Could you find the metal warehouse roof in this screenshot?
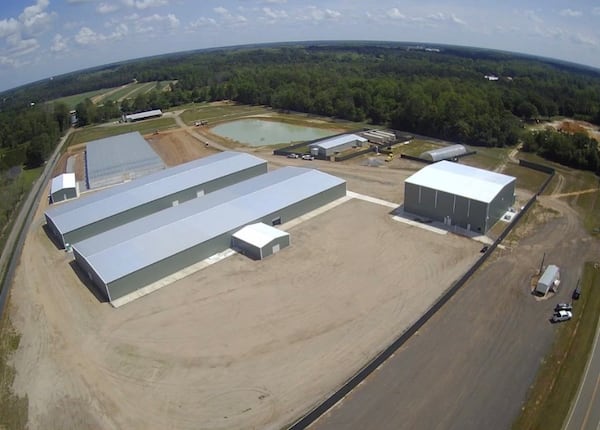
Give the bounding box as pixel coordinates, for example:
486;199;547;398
539;265;559;286
86;131;165;188
310;134;368;150
125;109;163;121
405;160;515;203
233;223;289;248
420;144;468;162
46;151;266;236
50;173;76;193
73;167;345;284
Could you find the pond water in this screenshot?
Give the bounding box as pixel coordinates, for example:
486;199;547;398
210;119;335;147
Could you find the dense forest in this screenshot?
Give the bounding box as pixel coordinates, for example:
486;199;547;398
1;42;600;173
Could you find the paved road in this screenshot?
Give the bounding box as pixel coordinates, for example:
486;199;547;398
311;197;599;430
564;311;600;430
0;128;73;315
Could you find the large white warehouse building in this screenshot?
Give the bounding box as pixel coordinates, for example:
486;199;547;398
73;167;346;304
85;132;165;189
45;151;267;247
404;161;516;234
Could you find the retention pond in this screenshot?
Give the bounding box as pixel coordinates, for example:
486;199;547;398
210;119;336;147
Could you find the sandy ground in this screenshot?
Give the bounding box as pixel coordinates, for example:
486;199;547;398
314;191;600;430
146;131;219;166
8;130;485;429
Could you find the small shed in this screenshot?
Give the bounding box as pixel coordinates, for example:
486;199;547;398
535;264;560;296
232;223;290;260
50;173;78;203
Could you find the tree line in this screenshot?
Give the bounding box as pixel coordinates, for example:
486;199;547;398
1;42;600;173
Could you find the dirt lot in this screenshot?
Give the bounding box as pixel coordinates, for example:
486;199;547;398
146;130;219;166
9;140;483;429
313;186;600;430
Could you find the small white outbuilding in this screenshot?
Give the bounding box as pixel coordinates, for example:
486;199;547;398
232;223;290;260
535;264;560;296
50;173;78;203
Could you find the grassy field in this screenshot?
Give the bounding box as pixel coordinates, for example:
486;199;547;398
180;103;272;125
52;88;117;110
0;166;44;254
396;139;444;157
67;117;177;146
513;262;600;430
0;311;28;430
101;81;174;103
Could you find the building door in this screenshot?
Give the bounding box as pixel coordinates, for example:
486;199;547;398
272;244;280;254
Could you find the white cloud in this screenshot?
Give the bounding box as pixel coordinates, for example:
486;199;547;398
75;26;105;45
570;33;598;47
7;35;40;56
188;17;218;29
560;9;582;17
19;0;55;34
299;6;342;21
262;7;288;22
592;7;600;16
98;3;120;14
122;0;168;10
50;34;68;52
386;8;406;20
0;18;20;38
213;7;247;25
523;10;543;24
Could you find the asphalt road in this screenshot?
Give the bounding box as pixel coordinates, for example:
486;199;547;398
564;312;600;430
311;197;599;430
0;128;72;315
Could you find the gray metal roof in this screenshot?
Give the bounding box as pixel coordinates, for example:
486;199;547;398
405;160;515;203
125;109;163;121
310;134;368;150
50;173;76;194
46;151;267;236
420;144;468;162
86;131;165;189
538;264;559;286
73;167;346;284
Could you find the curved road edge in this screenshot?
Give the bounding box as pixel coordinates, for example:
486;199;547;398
0;128;73;317
563;308;600;430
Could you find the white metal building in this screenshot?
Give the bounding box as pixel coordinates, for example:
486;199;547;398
535;265;560;296
124;109;163;122
404;161;516;233
45;151;267;247
85;131;165;189
232;223;290;260
420;144;469;162
72;166;346;304
309;134;368;158
50;173;78;203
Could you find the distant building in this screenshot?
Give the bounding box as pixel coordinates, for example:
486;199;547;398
50;173;78;203
404;160;516;233
85;131;165;189
309;134;368;158
420;144;468;162
124;109;163;122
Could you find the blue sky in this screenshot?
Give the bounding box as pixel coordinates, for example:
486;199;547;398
0;0;599;92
